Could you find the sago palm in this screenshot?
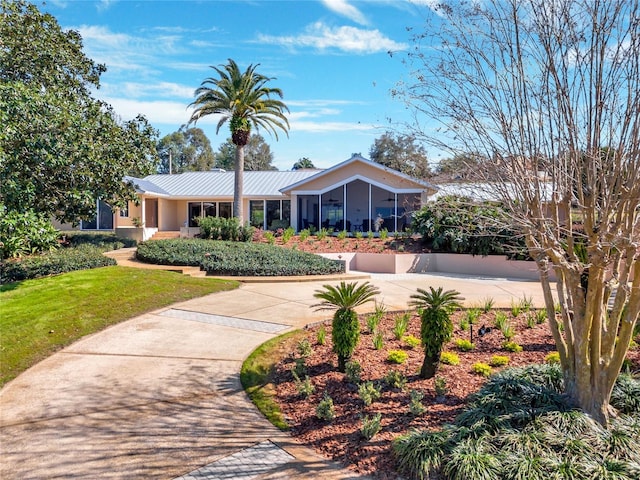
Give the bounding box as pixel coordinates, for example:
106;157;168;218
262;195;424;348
410;286;462;379
188;58;289;222
313;281;380;372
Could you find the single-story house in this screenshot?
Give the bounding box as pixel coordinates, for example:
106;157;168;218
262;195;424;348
59;154;437;241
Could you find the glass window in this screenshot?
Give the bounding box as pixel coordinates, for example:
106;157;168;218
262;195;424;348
297;195;318;231
282;200;291;225
321;186;343;230
219;202;232;218
203;202;216;218
250;200;264;228
266;200;282;230
188;202;202;227
119;204;129;217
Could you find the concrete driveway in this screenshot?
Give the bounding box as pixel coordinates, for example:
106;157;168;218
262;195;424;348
0;270;550;479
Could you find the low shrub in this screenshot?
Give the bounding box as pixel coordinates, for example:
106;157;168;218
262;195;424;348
434;376;448;397
296;339;313;358
408;389;426;416
63;231;137;251
292;372;315;398
137;239;345;276
316;393;335;421
545;351;561;364
489;355;509;367
373;331;384;350
317;325;327;345
1;246;116;283
472;362;493;377
358;381;382;406
503;341;523;353
393;312;411;340
385;370;408;390
402;335;421;349
361;413;382;440
455;338;475;351
440;351;460;365
387;350;408;364
344;360;362;384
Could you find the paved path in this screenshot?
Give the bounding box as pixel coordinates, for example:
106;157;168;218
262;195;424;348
0;253;552;479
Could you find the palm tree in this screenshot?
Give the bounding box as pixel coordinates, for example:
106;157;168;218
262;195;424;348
313;281;380;372
188;58;289;222
409;286;462;379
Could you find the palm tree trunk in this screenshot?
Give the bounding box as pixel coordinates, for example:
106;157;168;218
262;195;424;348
234;144;244;222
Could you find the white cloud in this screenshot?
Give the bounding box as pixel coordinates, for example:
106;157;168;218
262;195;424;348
101;81;195;100
102;97;197;125
96;0;115;13
257;22;406;54
321;0;369;25
291;120;376;133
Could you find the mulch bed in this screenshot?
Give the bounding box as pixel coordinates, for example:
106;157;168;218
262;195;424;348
271;309;640;478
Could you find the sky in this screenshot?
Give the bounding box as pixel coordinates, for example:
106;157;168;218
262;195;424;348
40;0;442;171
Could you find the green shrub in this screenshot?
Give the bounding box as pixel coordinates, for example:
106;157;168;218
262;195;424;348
64;231;136;250
344;360;362;384
393;312;411;340
411;195;528;257
511;299;522;317
459;317;469;331
360;413;382;440
379;228;389;240
402;335;421;349
494;311;508;330
373;331;384;350
526;314;536;329
263;230;276;244
292;358;307;378
408;389;426;416
434;376;448;397
536;309;547;324
298;229;310;241
481;296;495;313
385;370;408;390
281;226;295;244
387;350;408;364
292;372;315;398
366;300;386;333
0;209;60;259
440;351;461;365
610;373;640;415
503;341;523;353
197;216;253;242
545;351;561;364
317;325;326;345
489;355;509;367
455;338;475;351
394;429;450;479
136;240;345;276
1;245;116;283
466;308;481;325
296;338;312;358
472;362;493;377
358;381;382;406
316;393;335;421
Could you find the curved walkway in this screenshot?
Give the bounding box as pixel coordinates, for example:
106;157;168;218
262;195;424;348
0;252;552;479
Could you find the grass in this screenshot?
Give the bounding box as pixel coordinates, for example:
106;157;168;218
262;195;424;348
240;330;306;431
0;266;239;386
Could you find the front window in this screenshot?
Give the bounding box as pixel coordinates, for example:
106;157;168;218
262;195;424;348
119;204;129;217
250;200;264;228
219;202;232;218
81;199;114;230
203;202;216;218
188;202;202;227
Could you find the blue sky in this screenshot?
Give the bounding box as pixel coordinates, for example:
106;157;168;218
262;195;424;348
42;0;441;170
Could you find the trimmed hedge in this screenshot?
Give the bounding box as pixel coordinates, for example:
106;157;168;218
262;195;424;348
62;231;137;251
136;239;345;276
1;246;116;283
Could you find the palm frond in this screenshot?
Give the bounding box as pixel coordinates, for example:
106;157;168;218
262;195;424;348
312;281;379;311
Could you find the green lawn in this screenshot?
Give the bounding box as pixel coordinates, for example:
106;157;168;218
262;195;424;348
0;266;239;386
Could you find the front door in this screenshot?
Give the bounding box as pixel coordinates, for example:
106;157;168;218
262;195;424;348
145;199;158;228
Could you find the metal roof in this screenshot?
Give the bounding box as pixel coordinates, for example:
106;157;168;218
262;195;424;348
430;182;555;203
124;176;171;196
142;170;319;198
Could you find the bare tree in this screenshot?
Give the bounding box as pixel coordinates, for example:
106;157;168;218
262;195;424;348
396;0;639;426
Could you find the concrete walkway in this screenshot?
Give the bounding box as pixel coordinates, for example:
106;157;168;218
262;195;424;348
0;253;551;479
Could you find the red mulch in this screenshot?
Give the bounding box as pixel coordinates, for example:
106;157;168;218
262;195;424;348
271;310;640;479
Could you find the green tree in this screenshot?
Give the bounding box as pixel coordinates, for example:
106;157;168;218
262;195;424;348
409;287;462;379
157;127;215;174
369;132;431;178
215;134;277;171
0;1;158;224
189;59;289;221
313;281;380;372
292;157;315;170
398;0;640;425
435;153;483;181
